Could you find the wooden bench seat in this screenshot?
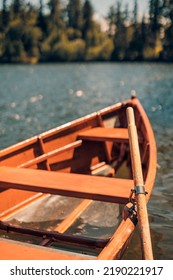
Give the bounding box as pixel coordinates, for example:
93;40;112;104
0;238;91;260
78;127;129;142
78;127;142;143
0;166;133;204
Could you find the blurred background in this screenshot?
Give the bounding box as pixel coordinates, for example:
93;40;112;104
0;0;173;63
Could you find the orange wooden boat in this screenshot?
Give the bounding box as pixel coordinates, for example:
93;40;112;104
0;96;157;260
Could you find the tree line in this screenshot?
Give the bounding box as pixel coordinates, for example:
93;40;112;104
0;0;173;63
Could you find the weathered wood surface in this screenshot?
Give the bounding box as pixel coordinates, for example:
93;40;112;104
126;107;153;260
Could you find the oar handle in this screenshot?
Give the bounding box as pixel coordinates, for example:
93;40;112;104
126;107;153;260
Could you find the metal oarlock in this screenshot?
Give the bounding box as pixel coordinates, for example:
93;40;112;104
135;185;148;195
130;186;148;199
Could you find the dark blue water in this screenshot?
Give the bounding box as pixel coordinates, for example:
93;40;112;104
0;63;173;259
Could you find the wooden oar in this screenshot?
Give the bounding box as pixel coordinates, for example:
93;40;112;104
126;107;153;260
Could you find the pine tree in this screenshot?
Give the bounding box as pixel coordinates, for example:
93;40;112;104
162;0;173;60
48;0;64;29
111;1;128;60
141;14;147;44
127;0;145;60
107;5;116;36
133;0;138;28
124;3;129;23
1;0;8;29
149;0;162;34
67;0;82;30
37;0;47;35
12;0;23;16
82;0;93;39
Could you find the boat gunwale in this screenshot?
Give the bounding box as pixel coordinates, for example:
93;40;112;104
0;101;123;157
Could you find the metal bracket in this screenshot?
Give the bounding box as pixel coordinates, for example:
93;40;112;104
135;185;148;195
129;186;148;206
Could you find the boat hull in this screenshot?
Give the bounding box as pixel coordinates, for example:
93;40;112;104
0;97;157;259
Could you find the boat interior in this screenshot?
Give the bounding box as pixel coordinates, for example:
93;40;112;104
0;98;153;259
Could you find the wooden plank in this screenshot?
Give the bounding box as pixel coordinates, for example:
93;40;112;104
78;127;129;142
38;136;50;170
0;238;91;260
54;163;115;234
0;190;47;220
97;214;136;260
18;140;83;168
55;199;92;233
0;166;133;204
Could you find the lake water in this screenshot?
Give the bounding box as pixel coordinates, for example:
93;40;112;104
0;62;173;260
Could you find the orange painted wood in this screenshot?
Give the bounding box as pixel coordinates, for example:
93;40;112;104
0;239;90;260
78;127;129;142
0;166;133;204
97;98;157;260
0;97;157;260
0;189;38;217
97;214;136;260
0;137;38;158
0;193;49;221
18;140;83;168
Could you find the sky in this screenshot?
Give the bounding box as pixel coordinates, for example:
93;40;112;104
20;1;149;17
91;0;148;17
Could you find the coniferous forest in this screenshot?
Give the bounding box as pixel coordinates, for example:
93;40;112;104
0;0;173;63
